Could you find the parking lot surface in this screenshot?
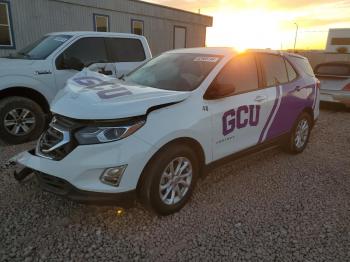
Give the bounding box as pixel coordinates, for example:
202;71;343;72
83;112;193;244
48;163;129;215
0;107;349;261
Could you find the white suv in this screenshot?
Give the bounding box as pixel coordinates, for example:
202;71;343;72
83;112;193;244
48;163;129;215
15;48;319;215
0;32;151;144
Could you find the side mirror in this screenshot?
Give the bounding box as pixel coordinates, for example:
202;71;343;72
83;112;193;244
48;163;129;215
63;56;84;71
204;82;236;99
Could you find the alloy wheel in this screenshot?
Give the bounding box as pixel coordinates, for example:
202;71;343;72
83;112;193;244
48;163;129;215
159;157;193;205
294;118;309;149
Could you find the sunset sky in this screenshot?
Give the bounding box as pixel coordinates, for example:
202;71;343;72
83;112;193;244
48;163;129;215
148;0;350;51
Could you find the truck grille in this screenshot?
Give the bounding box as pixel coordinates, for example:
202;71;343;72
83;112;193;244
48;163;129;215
36;116;77;160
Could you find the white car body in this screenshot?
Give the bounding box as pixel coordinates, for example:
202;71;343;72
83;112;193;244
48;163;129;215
14;48;320;211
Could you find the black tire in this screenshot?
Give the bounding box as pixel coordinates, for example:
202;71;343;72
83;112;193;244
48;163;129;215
0;97;46;145
138;143;200;216
284;112;312;154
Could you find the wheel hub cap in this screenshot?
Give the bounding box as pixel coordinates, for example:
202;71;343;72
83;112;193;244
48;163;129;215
294;119;309;149
159;157;193;205
4;108;36;136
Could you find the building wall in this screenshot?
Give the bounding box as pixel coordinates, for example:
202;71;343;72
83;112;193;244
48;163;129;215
0;0;212;57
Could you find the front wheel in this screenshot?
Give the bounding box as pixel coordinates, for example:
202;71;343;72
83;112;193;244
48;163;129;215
284;112;312;154
138;144;199;216
0;97;46;145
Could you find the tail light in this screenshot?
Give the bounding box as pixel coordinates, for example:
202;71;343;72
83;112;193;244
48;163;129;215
343;83;350;91
316;79;321;89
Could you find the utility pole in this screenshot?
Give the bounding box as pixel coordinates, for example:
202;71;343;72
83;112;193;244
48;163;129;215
294;22;299;52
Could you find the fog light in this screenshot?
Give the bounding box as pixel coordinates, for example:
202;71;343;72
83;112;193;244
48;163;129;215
100;165;127;187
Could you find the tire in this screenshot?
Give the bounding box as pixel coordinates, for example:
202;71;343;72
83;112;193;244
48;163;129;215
0;97;46;145
284;112;312;154
138;143;200;216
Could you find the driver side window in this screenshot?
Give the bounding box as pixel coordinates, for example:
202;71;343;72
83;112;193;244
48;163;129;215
212;54;259;97
56;37;108;70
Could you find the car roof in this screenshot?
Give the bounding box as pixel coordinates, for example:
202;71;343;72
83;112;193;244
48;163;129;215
46;31;145;39
166;47;307;59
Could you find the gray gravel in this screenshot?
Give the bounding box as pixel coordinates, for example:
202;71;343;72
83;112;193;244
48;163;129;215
1;107;349;261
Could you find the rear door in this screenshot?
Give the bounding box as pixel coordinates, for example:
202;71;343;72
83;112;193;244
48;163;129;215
205;53;277;161
105;37;147;77
257;53;313;141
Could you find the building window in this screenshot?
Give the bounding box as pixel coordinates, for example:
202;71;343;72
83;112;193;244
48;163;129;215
331;38;350;45
94;14;109;32
131;19;144;36
0;1;15;48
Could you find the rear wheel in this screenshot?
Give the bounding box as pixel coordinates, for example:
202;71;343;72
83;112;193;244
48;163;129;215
138;144;199;215
0;97;46;145
284;112;312;154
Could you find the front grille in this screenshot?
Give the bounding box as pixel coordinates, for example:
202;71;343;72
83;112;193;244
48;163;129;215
36;116;77;160
39;126;64;151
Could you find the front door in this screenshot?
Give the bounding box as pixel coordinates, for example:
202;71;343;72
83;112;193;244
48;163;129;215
204;53;277;161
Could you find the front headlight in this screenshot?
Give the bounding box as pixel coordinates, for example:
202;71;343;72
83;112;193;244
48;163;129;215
75;120;145;145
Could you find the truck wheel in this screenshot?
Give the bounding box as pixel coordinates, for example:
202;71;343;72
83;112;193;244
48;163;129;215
138;143;199;216
0;97;46;145
284;112;312;154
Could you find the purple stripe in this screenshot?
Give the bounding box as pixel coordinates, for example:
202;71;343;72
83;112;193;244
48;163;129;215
258;86;280;143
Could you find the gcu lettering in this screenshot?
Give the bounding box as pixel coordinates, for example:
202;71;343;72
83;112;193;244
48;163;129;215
222;105;260;136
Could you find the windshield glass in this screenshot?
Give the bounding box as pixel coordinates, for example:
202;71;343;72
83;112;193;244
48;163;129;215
125;53;222;91
6;35;72;60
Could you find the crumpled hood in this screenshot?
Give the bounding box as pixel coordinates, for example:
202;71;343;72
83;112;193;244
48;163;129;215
51;69;190;120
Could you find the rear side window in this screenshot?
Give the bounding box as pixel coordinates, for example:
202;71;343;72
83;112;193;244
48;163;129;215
288;56;315;77
214;54;259;94
63;37;108;66
106;38;146;62
315;64;350;76
285;59;298;82
258;54;288;87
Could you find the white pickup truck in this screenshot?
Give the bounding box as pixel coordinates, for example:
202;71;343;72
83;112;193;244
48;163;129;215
0;32;152;144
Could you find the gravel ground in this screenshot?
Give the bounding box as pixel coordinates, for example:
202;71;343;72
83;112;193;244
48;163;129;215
0;107;349;261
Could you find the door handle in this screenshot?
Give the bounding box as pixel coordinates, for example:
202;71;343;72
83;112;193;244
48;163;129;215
255;95;267;102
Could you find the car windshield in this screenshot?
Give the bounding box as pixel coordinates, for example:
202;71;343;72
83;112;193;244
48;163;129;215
6;35;72;60
125;53;222;91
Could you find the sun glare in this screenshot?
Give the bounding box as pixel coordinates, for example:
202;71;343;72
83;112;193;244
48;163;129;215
206;9;293;51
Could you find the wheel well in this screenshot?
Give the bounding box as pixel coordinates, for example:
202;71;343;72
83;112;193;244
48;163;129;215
302;107;314;126
136;137;206;192
0;87;50;113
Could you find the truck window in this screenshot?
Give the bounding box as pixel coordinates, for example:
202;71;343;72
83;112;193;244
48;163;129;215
61;37;108;67
106;38;146;62
214;54;259;94
258;54;289;87
7;35;72;60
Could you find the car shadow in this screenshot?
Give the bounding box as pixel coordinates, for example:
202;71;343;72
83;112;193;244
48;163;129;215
320;102;350;112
